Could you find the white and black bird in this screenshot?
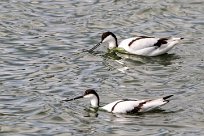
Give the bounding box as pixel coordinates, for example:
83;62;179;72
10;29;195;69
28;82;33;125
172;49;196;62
63;89;173;114
89;32;183;56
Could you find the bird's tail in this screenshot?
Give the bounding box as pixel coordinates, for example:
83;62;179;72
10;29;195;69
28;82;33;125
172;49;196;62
163;95;174;102
139;96;173;112
171;37;184;41
170;37;184;42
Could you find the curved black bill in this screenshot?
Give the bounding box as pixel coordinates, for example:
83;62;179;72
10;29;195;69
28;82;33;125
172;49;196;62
63;95;83;102
88;42;102;53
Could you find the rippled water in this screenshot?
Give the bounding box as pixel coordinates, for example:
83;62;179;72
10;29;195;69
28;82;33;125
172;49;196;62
0;0;204;135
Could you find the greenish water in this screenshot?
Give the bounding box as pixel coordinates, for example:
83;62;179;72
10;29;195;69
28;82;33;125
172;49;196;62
0;0;204;135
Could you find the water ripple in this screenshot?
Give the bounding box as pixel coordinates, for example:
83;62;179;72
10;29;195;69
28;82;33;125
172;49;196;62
0;0;204;135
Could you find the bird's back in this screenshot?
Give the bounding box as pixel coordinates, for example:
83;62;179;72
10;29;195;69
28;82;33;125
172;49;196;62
100;96;172;114
118;36;183;56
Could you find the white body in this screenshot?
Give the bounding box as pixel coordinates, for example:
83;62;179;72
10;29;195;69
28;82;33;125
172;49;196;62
118;37;182;56
66;89;173;114
98;33;183;57
100;98;169;114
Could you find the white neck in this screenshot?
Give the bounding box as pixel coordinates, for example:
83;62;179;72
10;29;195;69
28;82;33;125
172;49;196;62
84;94;99;108
108;40;117;49
90;95;99;108
102;35;118;49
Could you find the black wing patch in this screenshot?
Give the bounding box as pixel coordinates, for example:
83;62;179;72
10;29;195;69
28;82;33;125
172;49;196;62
122;98;138;101
111;99;138;112
128;36;154;47
154;38;168;47
126;100;152;114
128;37;143;46
111;100;123;112
139;36;155;38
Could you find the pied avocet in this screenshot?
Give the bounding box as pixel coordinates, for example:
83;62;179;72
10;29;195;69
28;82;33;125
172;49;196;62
89;32;183;56
63;89;173;114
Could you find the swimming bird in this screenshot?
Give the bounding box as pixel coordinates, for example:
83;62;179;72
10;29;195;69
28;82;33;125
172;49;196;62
63;89;173;114
89;32;183;56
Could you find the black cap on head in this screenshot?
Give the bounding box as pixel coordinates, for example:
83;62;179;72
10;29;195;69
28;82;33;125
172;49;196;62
84;89;97;95
102;32;113;40
84;89;100;105
101;32;116;41
88;31;117;53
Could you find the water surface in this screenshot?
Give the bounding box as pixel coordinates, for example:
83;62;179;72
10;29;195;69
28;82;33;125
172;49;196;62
0;0;204;135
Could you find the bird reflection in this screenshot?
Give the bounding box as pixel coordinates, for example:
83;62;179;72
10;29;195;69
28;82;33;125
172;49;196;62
83;107;99;117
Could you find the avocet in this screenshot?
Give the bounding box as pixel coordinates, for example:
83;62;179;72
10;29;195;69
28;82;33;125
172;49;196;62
89;32;183;56
63;89;173;114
